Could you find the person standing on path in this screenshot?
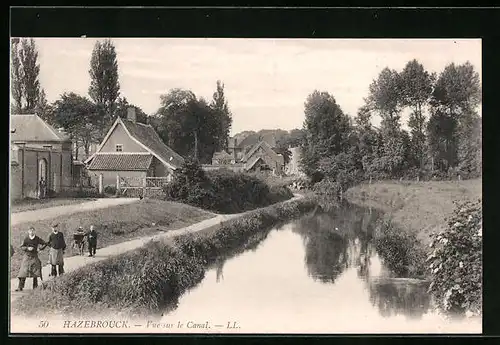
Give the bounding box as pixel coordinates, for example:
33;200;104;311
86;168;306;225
87;225;98;257
16;227;47;291
47;224;66;276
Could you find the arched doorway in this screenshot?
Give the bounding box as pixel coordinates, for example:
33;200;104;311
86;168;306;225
38;158;47;198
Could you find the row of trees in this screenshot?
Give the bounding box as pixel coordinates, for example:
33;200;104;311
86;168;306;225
300;59;482;193
10;38;233;164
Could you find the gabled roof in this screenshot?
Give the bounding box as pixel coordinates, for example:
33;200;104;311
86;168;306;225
10;114;70;142
86;117;184;170
88;154;153;171
212;151;233;160
241;140;282;165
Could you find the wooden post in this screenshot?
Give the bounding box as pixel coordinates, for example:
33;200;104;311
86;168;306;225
116;175;121;194
142;177;147;198
98;174;103;194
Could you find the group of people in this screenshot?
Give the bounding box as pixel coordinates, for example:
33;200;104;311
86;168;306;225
13;223;98;292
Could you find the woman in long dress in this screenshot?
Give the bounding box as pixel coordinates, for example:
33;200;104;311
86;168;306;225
16;227;47;291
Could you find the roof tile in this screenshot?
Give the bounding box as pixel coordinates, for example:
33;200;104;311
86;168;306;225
88;154;153;171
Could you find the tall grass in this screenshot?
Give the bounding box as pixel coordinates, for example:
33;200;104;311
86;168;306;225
12;198;318;318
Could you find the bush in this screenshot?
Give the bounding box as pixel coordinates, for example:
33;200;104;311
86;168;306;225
104;185;117;195
164;159;294;213
373;220;427;278
427;200;482;317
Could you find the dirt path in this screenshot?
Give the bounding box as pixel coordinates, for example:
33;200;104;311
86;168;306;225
10;195;303;302
10;198;140;226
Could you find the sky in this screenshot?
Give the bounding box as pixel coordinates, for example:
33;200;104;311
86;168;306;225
32;38;481;134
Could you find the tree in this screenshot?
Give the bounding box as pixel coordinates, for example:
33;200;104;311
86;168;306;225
400;59;436;169
10;38;23;113
431;62;481;117
367;67;402;134
52;93;101;159
210;80;232;150
429;62;481;172
354;105;380;173
457;111;481;177
156;89;222;163
115;97;149;124
88;39;120;127
34;89;54;124
299;90;352;182
19;38;42;113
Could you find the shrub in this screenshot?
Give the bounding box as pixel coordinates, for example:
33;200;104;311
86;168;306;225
104;185;117;195
164;159;294;213
427;200;482;317
373;220;427;278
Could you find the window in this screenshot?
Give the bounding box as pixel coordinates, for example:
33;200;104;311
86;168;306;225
116;144;123;152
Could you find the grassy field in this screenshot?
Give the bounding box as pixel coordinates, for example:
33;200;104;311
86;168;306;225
10;199;213;278
344;178;482;245
11;198;98;213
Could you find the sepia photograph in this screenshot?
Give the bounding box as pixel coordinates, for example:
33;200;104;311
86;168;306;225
9;36;482;334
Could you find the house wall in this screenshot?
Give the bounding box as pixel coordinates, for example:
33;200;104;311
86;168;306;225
10;146;73;200
87;170;147;187
100;123;146;153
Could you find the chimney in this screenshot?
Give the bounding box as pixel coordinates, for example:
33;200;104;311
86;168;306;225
127;107;136;123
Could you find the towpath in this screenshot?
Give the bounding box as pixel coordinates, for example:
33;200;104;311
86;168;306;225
10;195;303;302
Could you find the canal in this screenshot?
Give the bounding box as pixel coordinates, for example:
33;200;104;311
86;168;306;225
160;203;481;333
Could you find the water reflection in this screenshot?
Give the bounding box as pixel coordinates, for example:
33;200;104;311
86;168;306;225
158;204;459;332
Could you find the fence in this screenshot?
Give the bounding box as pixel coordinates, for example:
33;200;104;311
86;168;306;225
94;175;171;198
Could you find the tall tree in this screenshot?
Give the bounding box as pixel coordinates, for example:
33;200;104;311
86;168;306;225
367;67;402;134
400;59;436;169
10;38;23;113
88;39;120;127
210;80;232;150
429;62;481;172
52;93;101;159
157;89;221;163
34;89;53;124
19;38;42;112
299;90;352;182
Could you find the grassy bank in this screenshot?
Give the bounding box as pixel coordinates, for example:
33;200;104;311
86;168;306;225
10;199;213;278
344;179;481;245
11;198;97;213
12;197;318;318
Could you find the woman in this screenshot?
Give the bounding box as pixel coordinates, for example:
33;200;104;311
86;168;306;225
16;227;47;291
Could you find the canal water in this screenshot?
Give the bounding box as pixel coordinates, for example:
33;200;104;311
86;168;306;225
160;204;481;334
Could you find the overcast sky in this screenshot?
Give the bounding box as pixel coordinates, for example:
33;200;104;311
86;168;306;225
33;38;481;134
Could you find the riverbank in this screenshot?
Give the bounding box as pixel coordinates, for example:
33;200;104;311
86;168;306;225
344;179;481;245
11;195;315;319
10;199;214;279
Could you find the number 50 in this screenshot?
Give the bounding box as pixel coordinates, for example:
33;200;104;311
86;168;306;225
38;320;49;328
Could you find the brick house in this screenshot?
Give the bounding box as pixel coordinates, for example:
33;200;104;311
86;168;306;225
84;108;184;187
10;114;73;200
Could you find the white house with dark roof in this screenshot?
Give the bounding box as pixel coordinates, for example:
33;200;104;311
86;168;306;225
10;114;74;199
84;108;184;187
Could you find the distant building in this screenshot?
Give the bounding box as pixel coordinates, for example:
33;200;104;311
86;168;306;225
240;140;284;174
84;108;184;186
10;114;73;200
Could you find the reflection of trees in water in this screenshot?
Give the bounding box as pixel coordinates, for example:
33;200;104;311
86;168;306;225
293;205;381;283
368;279;431;319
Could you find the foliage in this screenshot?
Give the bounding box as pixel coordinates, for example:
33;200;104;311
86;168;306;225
156;89;224;163
114;97;149;124
299;90;352;180
164;160;294;213
12;198;317;317
374;220;427;278
427;200;482;317
88;39;120;128
457;111;482;178
210;80;233;150
10;38;23;112
51;92;102;159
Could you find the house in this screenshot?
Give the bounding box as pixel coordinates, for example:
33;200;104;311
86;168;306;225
227;134;278;163
10;114;73;200
240;140;285;174
84;108;184;187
